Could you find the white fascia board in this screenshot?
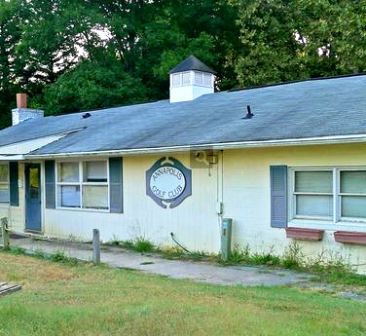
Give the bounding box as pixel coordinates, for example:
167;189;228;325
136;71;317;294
0;134;67;156
0;155;24;161
25;133;366;159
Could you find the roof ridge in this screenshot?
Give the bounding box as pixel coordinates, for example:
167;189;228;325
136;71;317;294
228;72;366;93
43;99;166;119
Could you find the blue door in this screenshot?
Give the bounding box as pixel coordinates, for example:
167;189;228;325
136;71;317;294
25;164;42;232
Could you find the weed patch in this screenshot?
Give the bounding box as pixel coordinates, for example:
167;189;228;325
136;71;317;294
282;241;304;269
221;245;281;267
219;242;366;286
49;251;79;265
8;246;26;255
3;246;80;266
134;237;155;253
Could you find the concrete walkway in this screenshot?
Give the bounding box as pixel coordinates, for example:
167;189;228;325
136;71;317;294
8;235;312;287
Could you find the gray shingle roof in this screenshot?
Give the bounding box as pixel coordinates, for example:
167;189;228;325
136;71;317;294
1;74;366;156
169;55;216;74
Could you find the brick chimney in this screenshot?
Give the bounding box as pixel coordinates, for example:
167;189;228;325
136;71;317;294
12;93;44;125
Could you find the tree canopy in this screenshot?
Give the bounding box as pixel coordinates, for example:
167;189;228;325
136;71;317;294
0;0;365;127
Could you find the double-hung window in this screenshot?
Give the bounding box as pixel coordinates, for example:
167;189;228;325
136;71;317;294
293;170;333;219
339;170;366;219
290;168;366;223
58;162;81;208
82;161;108;209
57;160;108;210
0;163;9;203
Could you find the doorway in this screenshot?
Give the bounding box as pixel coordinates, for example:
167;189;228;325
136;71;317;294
25;164;42;232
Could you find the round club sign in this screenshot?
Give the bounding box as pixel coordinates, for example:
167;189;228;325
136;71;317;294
146;157;192;208
149;166;186;200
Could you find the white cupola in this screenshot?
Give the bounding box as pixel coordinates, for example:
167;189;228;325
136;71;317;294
169;55;216;103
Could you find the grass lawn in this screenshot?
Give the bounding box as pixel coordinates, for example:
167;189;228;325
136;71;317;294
0;252;365;336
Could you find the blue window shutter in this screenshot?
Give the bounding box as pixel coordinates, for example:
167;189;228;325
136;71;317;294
270;165;288;228
9;162;19;206
45;160;56;209
109;158;123;213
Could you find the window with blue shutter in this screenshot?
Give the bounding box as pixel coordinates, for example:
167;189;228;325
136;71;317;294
270;165;288;228
109;157;123;213
9;162;19;206
45;160;56;209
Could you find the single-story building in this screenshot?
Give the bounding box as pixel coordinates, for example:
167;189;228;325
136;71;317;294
1;55;366;272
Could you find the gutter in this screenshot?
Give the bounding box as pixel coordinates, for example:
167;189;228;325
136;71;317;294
24;133;366;159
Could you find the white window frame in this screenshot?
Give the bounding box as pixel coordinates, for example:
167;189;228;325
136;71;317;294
0;162;9;204
289;166;366;230
56;159;109;212
337;168;366;223
290;167;333;221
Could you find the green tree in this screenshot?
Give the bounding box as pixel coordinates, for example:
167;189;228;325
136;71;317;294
44;51;149;115
16;0;101;86
231;0;309;86
0;0;26;127
232;0;366;87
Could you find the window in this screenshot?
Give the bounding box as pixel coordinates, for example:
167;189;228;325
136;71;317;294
0;163;9;203
57;161;108;210
194;72;203;85
171;73;181;87
294;171;333;219
203;73;212;87
194;71;213;88
290;168;366;223
340;171;366;219
171;71;213;88
57;162;80;208
182;72;191;85
82;161;108;209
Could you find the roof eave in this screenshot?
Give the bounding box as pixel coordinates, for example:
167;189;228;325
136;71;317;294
24;134;366;159
0;155;25;161
169;68;217;75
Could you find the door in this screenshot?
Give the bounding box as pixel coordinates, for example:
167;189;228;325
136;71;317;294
25;164;42;232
